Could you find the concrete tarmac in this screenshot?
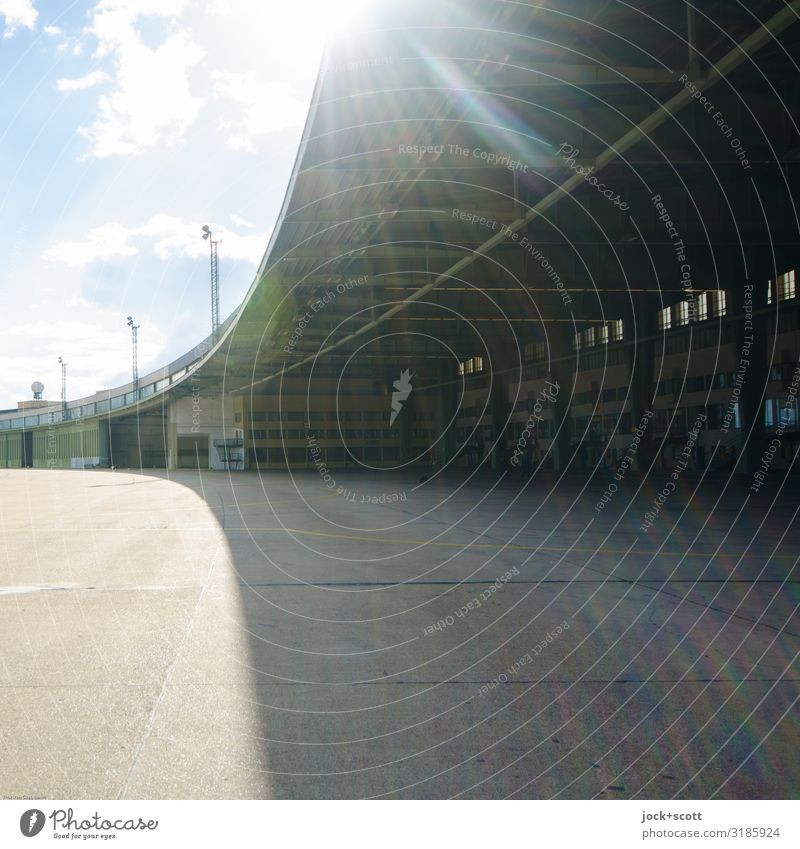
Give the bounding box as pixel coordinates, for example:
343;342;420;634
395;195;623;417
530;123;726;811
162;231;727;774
0;467;798;799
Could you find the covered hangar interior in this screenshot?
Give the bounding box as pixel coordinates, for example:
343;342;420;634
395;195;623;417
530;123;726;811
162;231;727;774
2;0;799;481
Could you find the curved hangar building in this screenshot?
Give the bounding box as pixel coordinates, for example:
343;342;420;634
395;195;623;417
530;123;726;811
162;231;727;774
2;0;800;478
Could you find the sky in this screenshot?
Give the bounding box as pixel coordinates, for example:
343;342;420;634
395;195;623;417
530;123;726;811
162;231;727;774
0;0;367;408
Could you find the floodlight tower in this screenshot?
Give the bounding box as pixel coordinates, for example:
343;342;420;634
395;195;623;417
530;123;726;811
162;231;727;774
202;225;221;342
126;316;140;400
58;357;68;420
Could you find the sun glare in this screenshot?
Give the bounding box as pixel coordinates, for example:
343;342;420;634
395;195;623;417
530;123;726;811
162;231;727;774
250;0;375;70
313;0;373;35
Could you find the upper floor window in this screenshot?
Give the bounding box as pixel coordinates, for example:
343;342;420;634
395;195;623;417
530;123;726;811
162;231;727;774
524;341;546;360
779;269;796;302
694;289;726;319
658;306;672;331
711;289;727;317
696;292;709;321
458;357;484;376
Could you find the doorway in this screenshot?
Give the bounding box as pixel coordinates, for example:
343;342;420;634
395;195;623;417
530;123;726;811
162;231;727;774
178;435;209;469
22;432;33;468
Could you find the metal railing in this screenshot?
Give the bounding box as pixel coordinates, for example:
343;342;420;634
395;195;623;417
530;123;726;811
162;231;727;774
0;321;231;432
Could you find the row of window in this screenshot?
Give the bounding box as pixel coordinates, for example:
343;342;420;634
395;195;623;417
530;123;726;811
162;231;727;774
655;270;798;335
523;341;546;361
773;307;800;334
572;404;742;438
770;362;798;383
248;428;402;441
249;446;404;464
247;400;797;449
573;415;630;440
454;425;495;443
520;368;753;410
458;356;484;375
245;410;311;422
573;319;624;350
767;269;796;304
764;398;799;429
508;420;556;440
457;403;490;421
250;401;799;448
655;324;733;355
521;363;551;381
579;347;628;369
656;372;736;396
240;409;434;424
651;405;740;433
658;290;727;331
512;396;560;413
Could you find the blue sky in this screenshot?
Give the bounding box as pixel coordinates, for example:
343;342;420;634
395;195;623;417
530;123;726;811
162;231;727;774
0;0;351;407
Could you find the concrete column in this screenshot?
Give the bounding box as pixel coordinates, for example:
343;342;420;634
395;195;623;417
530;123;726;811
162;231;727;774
549;333;575;472
98;419;111;468
732;281;768;475
167;420;179;471
489;367;512;470
436;358;457;464
629;303;658;471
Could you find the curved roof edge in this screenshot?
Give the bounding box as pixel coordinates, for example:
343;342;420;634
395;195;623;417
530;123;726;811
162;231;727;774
0;48;330;433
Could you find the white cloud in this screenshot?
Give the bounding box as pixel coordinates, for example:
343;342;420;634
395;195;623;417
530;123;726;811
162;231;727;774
43;24;60;36
0;0;37;38
0;298;168;406
212;70;307;152
79;0;204;157
230;214;254;229
57;68;111;92
42;221;138;267
42;214;267;268
90;0;188;58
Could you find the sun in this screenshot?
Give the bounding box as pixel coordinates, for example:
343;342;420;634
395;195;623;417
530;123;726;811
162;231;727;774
308;0;374;36
248;0;376;69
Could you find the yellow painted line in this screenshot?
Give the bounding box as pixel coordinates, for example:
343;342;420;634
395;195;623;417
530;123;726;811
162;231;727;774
0;523;793;558
232;527;795;557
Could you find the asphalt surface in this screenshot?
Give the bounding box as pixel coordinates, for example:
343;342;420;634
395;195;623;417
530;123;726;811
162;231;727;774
1;467;798;799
